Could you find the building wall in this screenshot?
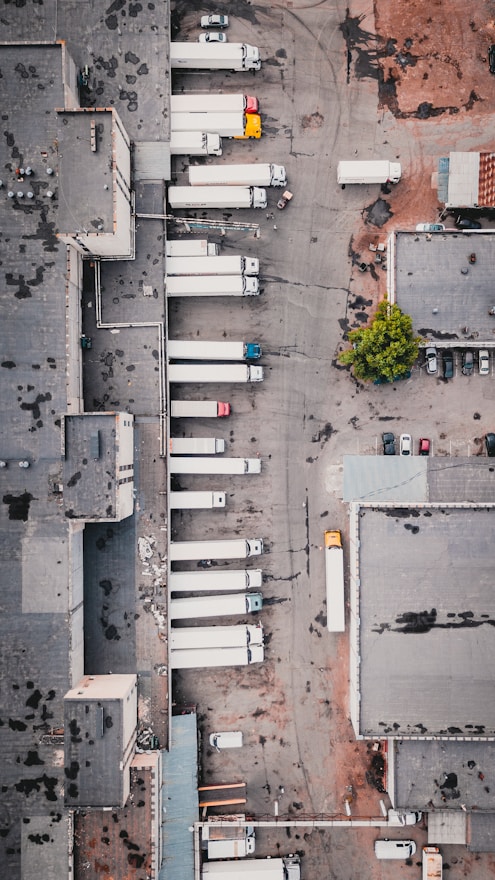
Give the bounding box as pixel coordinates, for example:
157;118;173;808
116;414;135;520
66;246;84;413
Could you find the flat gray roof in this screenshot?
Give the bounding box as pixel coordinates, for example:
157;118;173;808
344;456;495;503
64;413;120;519
357;505;495;738
57;110;114;233
395;231;495;344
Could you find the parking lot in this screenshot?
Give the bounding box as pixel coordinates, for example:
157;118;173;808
166;2;495;878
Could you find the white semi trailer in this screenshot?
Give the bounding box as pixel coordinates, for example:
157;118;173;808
169;538;263;561
189;163;287;187
166;239;219;257
170;95;259;114
166;255;259;276
170;592;263;619
169;569;263;592
168;341;261;361
170;400;231;418
170;131;222;156
170;43;261;72
202;856;301;880
171;112;260;139
169;491;226;509
337;160;402;185
168;364;263;383
169;457;261;474
166;276;260;297
168;186;267;210
170;622;263;650
169;437;226;454
170;643;264;669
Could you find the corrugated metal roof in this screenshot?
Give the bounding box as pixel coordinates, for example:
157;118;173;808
437;155;449;203
134;141;171;181
446;151;480;208
477;152;495;207
160;713;198;880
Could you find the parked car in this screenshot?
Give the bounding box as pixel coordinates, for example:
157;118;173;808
456;216;482;229
489;44;495;74
462;350;474;375
443;351;454;379
479;350;490;375
416;223;445;232
419;438;430;456
425;346;438;374
209;731;243;749
382;432;396;455
400;433;412;455
388;809;423;826
199;31;228;42
485;433;495;456
201;13;229;27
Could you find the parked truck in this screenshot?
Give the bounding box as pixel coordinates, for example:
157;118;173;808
170;643;264;669
171;94;259;114
170;131;222;157
170;592;263;619
423;847;442;880
166;276;260;297
324;530;345;633
169;437;226;454
202;856;301;880
168;364;263;383
189;163;287;188
171;112;261;139
203;819;256;859
169;569;263;592
168;186;267;210
166;255;259;276
170;43;261;72
168;341;262;361
170;400;231;418
337;160;402;185
169;457;261;474
169;538;263;561
166;239;219;257
171;622;264;650
169;491;226;509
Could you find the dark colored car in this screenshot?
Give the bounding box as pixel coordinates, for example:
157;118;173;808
382;432;396;455
443;351;454;379
456;216;482;230
489;45;495;74
485;433;495;456
419;438;430;456
462;351;474;375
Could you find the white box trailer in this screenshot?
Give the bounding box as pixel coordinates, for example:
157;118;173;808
170;131;222;157
202;856;301;880
422;847;442;880
170;457;261;474
169;569;263;592
337;160;402;185
166;255;259;276
170;538;263;561
203;819;256;859
170;43;261;72
170;623;264;650
170;643;264;669
169;491;226;509
170;592;263;619
171;112;245;137
169;437;226;454
170;400;231;418
168;186;267;210
189;163;287;187
168;341;261;361
168;364;263;384
166;275;260;297
324;530;345;632
171;95;258;114
166;239;219;257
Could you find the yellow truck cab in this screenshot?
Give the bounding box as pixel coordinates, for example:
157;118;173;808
235;114;262;139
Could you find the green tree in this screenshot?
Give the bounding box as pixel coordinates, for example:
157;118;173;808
339;300;422;382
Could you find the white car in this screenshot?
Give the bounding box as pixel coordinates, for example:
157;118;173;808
198;31;228;42
479;349;490;375
400;433;412;456
425;346;438;374
415;223;445;232
200;14;229;27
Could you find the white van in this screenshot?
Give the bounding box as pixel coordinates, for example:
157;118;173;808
209;731;243;750
375;839;416;859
